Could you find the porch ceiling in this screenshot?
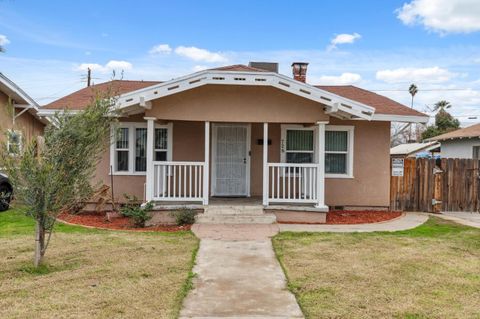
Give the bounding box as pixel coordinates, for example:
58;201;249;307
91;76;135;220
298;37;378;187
114;70;375;121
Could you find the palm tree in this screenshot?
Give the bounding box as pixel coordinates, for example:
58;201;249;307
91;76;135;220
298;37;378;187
408;84;418;109
433;100;451;112
407;84;418;142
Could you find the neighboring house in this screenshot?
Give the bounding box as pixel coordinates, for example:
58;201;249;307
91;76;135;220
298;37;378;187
0;73;47;154
390;142;440;158
428;123;480;159
40;62;428;211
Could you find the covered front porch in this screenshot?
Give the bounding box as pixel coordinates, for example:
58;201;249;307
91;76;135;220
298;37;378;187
143;120;328;210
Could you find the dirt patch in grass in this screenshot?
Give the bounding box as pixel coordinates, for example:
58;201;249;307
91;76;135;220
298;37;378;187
0;208;199;319
58;212;191;232
273;217;480;319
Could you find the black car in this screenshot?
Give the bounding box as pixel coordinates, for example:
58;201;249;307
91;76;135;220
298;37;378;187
0;173;13;211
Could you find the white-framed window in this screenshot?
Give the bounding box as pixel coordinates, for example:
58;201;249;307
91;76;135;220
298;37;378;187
325;125;354;178
6;130;23;155
110;122;172;175
280;124;354;178
281;126;316;164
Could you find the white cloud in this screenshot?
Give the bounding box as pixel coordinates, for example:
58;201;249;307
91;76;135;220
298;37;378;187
328;33;361;50
174;46;227;63
397;0;480;34
192;65;209;72
149;44;172;55
0;34;10;46
74;60;133;73
312;73;362;85
376;66;455;83
105;60;132;70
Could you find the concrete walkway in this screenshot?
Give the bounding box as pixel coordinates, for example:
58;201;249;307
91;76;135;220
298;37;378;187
278;212;428;232
180;224;303;319
180;213;430;318
435;211;480;228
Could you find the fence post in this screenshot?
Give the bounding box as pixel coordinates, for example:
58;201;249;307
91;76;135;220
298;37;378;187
431;165;443;213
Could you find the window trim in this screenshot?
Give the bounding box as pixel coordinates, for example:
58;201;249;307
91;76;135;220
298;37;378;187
472;145;480;159
110;122;172;175
7;129;23;156
280;125;317;163
280;124;354;179
325;125;354;179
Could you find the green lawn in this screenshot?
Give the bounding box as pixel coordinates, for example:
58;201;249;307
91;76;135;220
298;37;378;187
273;217;480;319
0;207;199;319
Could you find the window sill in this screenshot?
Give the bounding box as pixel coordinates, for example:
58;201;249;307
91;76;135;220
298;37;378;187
109;172;147;176
325;174;354;179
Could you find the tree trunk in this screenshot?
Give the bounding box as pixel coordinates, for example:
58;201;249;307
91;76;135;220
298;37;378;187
34;219;45;267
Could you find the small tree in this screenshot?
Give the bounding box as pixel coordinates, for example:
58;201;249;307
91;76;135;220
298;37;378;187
1;93;117;267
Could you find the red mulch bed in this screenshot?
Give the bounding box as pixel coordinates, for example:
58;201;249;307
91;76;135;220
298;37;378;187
278;210;403;225
57;212;191;232
326;210;402;224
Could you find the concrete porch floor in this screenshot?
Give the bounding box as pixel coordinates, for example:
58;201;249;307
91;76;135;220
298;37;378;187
153;196;327;212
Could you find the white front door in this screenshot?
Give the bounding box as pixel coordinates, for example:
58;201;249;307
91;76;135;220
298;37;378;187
212;124;250;196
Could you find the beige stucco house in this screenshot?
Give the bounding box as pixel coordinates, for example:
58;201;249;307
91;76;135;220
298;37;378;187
41;62;428;212
0;73;47;154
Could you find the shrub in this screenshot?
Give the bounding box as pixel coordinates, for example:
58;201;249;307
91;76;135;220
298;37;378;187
172;209;196;226
120;194;154;228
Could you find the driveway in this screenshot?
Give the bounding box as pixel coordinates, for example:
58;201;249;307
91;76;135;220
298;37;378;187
437;211;480;228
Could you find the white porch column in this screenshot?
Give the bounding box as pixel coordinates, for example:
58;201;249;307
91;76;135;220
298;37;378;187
203;121;210;205
316;122;328;210
262;123;269;206
145;117;156;202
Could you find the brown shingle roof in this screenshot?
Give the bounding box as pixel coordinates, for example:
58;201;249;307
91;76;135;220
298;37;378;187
427;123;480;141
43;80;161;110
210;64;269;72
42;67;427;119
316;85;427;117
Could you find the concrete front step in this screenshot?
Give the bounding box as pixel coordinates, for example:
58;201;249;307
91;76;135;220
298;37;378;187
195;213;277;224
205;205;265;215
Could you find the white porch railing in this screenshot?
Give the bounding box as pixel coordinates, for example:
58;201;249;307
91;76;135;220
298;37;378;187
267;163;318;204
152;161;205;202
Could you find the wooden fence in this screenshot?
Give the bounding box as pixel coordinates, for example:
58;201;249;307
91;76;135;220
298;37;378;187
390;158;480;212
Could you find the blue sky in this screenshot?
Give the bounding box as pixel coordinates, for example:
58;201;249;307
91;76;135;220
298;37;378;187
1;0;480;124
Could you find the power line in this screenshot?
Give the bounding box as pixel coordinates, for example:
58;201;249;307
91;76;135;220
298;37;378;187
371;88;478;92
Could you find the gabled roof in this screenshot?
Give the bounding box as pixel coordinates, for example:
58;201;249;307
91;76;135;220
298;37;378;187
0;72;48;124
44;80;161;110
0;72;39;108
40;64;428;123
427;123;480;141
115;69;376;120
390;142;440;156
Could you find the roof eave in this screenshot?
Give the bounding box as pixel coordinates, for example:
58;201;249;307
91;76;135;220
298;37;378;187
114;70;376;121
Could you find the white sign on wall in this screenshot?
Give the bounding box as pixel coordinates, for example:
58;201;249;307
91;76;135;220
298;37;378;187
392;158;404;177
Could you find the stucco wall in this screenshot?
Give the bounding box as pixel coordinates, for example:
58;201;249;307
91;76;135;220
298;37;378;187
146;85;330;123
0;91;45;145
325;118;391;207
440;138;480;159
96;116;391;207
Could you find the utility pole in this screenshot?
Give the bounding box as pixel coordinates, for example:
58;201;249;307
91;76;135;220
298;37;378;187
87;68;91;87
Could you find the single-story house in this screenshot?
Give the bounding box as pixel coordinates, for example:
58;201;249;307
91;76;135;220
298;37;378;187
390;142;440;158
40;62;428;212
428;123;480;159
0;73;47;154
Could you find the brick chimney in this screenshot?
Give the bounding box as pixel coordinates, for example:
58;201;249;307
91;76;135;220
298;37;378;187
291;62;309;83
